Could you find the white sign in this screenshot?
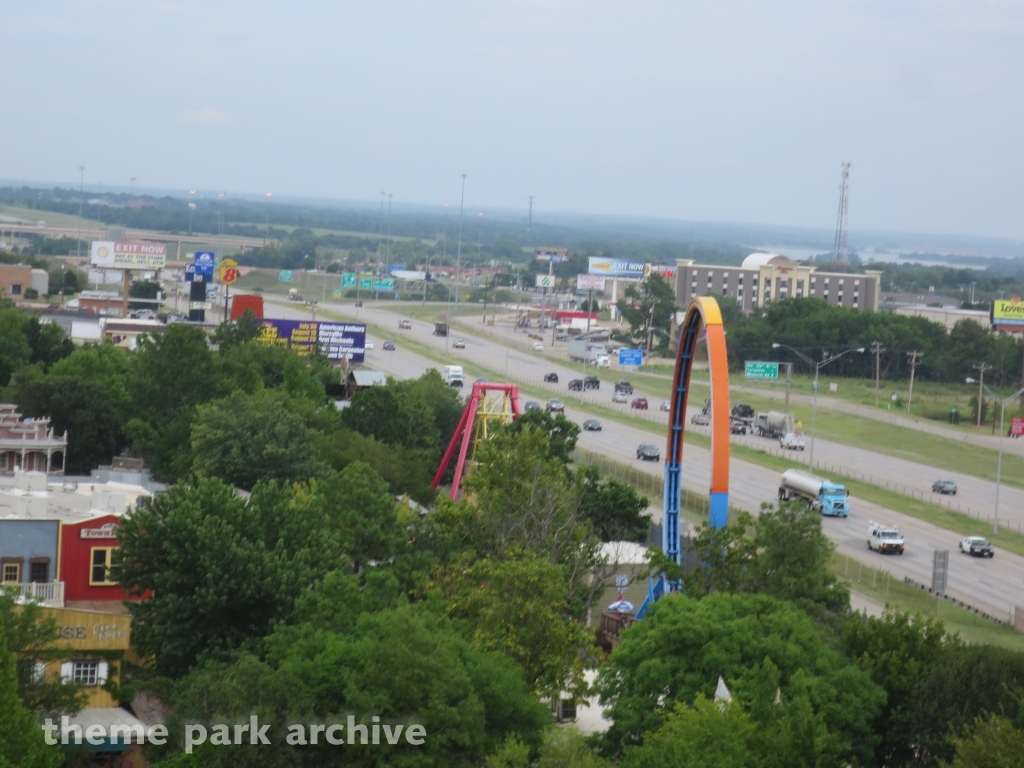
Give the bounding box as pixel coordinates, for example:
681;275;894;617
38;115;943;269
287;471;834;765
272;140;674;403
536;274;556;289
91;241;167;269
391;270;426;281
80;523;119;539
577;274;606;291
189;301;211;310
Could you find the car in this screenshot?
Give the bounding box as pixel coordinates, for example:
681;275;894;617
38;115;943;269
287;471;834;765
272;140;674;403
615;380;634;394
476;377;490;383
731;403;755;422
532;341;544;351
453;338;466;349
128;309;156;320
383;340;396;351
547;398;565;413
660;401;671;412
612;390;629;404
524;401;542;412
960;536;994;557
637;443;661;461
583;375;600;390
398;319;412;329
364;341;374;350
691;412;711;426
568;379;584;391
544;372;559;383
933;479;958;495
631;397;649;410
730;419;747;435
582;419;602;431
780;432;806;450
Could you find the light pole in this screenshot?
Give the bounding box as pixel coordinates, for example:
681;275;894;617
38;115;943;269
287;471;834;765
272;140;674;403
966;379;1024;533
188;190;196;234
76;166;84;261
454;173;466;329
264;192;272;246
772;343;865;468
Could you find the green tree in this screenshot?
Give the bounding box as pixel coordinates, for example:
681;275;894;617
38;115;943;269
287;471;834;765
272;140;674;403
577;465;651;542
504;409;580;465
615;273;677;351
190;391;327;490
48;342;131;413
0;307;32;385
340;384;438;452
944;714;1024;768
315;429;437;503
116;479;338;677
317;462;403;571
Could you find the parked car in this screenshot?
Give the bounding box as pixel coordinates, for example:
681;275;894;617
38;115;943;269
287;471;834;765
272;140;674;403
364;341;374;350
932;479;958;495
546;398;565;413
128;309;156;320
631;397;649;410
582;419;602;431
660;401;671;412
383;340;396;351
691;412;711;426
637;443;661;461
583;375;600;390
615;380;634;394
568;379;584;391
524;401;541;412
730;419;748;435
532;341;544;351
398;319;412;329
780;432;806;450
960;536;994;558
612;390;629;404
452;338;466;349
476;377;490;383
544;372;559;383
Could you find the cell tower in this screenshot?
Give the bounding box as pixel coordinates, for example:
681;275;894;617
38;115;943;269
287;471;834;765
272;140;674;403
832;162;850;268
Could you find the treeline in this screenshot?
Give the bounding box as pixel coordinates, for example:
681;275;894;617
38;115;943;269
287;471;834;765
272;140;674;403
724;297;1024;387
877;262;1024;304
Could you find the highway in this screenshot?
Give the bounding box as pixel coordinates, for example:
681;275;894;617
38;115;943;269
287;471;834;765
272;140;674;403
262;297;1024;622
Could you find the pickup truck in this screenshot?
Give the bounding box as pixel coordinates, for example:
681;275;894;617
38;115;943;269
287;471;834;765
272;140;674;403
779;432;806;451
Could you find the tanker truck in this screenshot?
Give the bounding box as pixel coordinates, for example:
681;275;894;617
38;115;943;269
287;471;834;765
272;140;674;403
778;469;849;517
754;411;794;439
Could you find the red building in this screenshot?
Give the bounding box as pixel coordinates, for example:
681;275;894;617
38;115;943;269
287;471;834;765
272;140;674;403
58;515;139;611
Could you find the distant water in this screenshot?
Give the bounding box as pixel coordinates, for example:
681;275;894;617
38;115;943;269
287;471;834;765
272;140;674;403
751;244;984;269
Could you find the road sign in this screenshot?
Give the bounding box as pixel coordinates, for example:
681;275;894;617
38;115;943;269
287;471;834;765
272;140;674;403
1013;417;1024;437
342;272;356;288
373;278;395;291
932;550;949;594
332;289;342;297
194;251;216;277
745;361;779;380
279;270;293;282
618;348;644;367
219;258;238;285
535;274;556;289
359;276;373;290
577;274;606;291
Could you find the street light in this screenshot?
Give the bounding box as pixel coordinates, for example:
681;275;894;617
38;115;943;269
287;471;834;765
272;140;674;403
772;343;865;468
966;378;1024;533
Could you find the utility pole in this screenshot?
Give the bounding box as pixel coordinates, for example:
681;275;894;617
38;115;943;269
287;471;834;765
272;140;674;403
906;351;923;414
385;193;393;276
973;363;992;426
871;341;885;408
76;166;84;261
527;195;534;247
783;362;793;413
454;173;467;334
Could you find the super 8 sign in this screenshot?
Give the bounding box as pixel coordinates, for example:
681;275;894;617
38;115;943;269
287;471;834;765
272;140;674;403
220;258;239;284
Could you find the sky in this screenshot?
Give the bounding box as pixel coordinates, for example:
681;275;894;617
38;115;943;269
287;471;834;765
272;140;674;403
3;0;1023;240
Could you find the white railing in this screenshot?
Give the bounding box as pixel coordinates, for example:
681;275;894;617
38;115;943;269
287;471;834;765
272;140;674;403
2;582;65;607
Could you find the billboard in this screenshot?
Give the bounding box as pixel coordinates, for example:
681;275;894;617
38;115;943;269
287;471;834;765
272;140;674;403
91;241;167;269
587;257;649;278
194;251;216;277
390;270;426;281
618;348;644;366
577;274;606;291
536;247;568;262
992;297;1024;327
536;274;556;289
257;319;367;362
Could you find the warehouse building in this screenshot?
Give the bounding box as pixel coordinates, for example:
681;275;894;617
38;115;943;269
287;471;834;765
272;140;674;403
674;254;883;314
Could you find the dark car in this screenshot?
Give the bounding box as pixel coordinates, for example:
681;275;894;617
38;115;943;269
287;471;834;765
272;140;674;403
582;419;602;431
547;398;565;413
476;377;490;383
637;443;660;461
615;380;634;394
584;375;600;390
932;479;958;495
960;536;994;557
544;372;559;383
568;379;584;391
524;401;541;412
731;403;755;422
631;397;649;410
383;340;396;351
730;419;747;435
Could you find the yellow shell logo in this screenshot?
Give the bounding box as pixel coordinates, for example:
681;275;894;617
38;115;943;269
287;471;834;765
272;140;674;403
97;246;110;258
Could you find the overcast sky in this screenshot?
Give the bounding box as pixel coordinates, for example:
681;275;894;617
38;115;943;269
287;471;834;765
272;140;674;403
3;1;1023;239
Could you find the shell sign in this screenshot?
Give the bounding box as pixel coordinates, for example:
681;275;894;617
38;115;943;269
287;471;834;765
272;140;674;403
90;240;167;269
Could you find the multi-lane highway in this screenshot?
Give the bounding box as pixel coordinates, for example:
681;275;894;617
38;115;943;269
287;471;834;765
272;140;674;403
262;297;1024;621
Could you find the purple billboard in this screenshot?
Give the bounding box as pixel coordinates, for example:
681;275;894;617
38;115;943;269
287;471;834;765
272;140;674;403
257;319;367;362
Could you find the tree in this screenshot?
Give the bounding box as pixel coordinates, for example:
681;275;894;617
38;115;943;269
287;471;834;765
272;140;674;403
504;409;580;465
615;273;677;351
317;462;404;571
340;384;439;452
945;714;1024;768
116;479;338;677
315;429;437;503
596;593;884;765
190;391;327;490
577;465;651;542
0;307;32;385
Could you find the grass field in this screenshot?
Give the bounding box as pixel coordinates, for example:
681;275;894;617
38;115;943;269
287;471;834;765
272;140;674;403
0;203;108;231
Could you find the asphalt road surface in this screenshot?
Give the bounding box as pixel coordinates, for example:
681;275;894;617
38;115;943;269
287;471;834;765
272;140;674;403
262;297;1024;620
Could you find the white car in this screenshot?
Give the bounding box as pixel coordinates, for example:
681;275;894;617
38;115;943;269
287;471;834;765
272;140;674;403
364;341;374;350
660;401;671;412
960;536;994;557
780;432;806;451
532;341;544;351
452;338;466;349
612;390;629;404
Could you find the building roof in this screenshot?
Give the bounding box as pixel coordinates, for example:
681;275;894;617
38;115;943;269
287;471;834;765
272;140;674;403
349;370;387;387
601;541;650;565
741;253;795;270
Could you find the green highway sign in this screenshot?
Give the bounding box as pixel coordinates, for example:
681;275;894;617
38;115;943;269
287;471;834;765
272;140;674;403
278;270;293;282
341;272;356;288
744;361;779;380
358;276;373;290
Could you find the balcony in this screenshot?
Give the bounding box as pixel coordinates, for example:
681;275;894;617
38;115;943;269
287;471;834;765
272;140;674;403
2;581;65;607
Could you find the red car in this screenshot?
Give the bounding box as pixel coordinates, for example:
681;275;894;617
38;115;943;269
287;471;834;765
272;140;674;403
631;397;649;410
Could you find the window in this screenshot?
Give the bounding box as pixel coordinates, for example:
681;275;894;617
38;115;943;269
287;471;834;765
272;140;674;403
723;272;729;279
2;563;20;583
10;284;22;295
854;279;860;287
89;548;117;586
71;660;104;686
29;560;49;583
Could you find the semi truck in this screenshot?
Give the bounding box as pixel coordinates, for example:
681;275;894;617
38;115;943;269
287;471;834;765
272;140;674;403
433;322;449;336
778;469;850;516
443;365;464;387
568;338;608;364
867;520;905;555
754;411;794;439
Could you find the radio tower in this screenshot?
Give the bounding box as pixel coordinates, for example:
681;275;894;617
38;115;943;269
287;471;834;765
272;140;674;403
832;162;850;269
